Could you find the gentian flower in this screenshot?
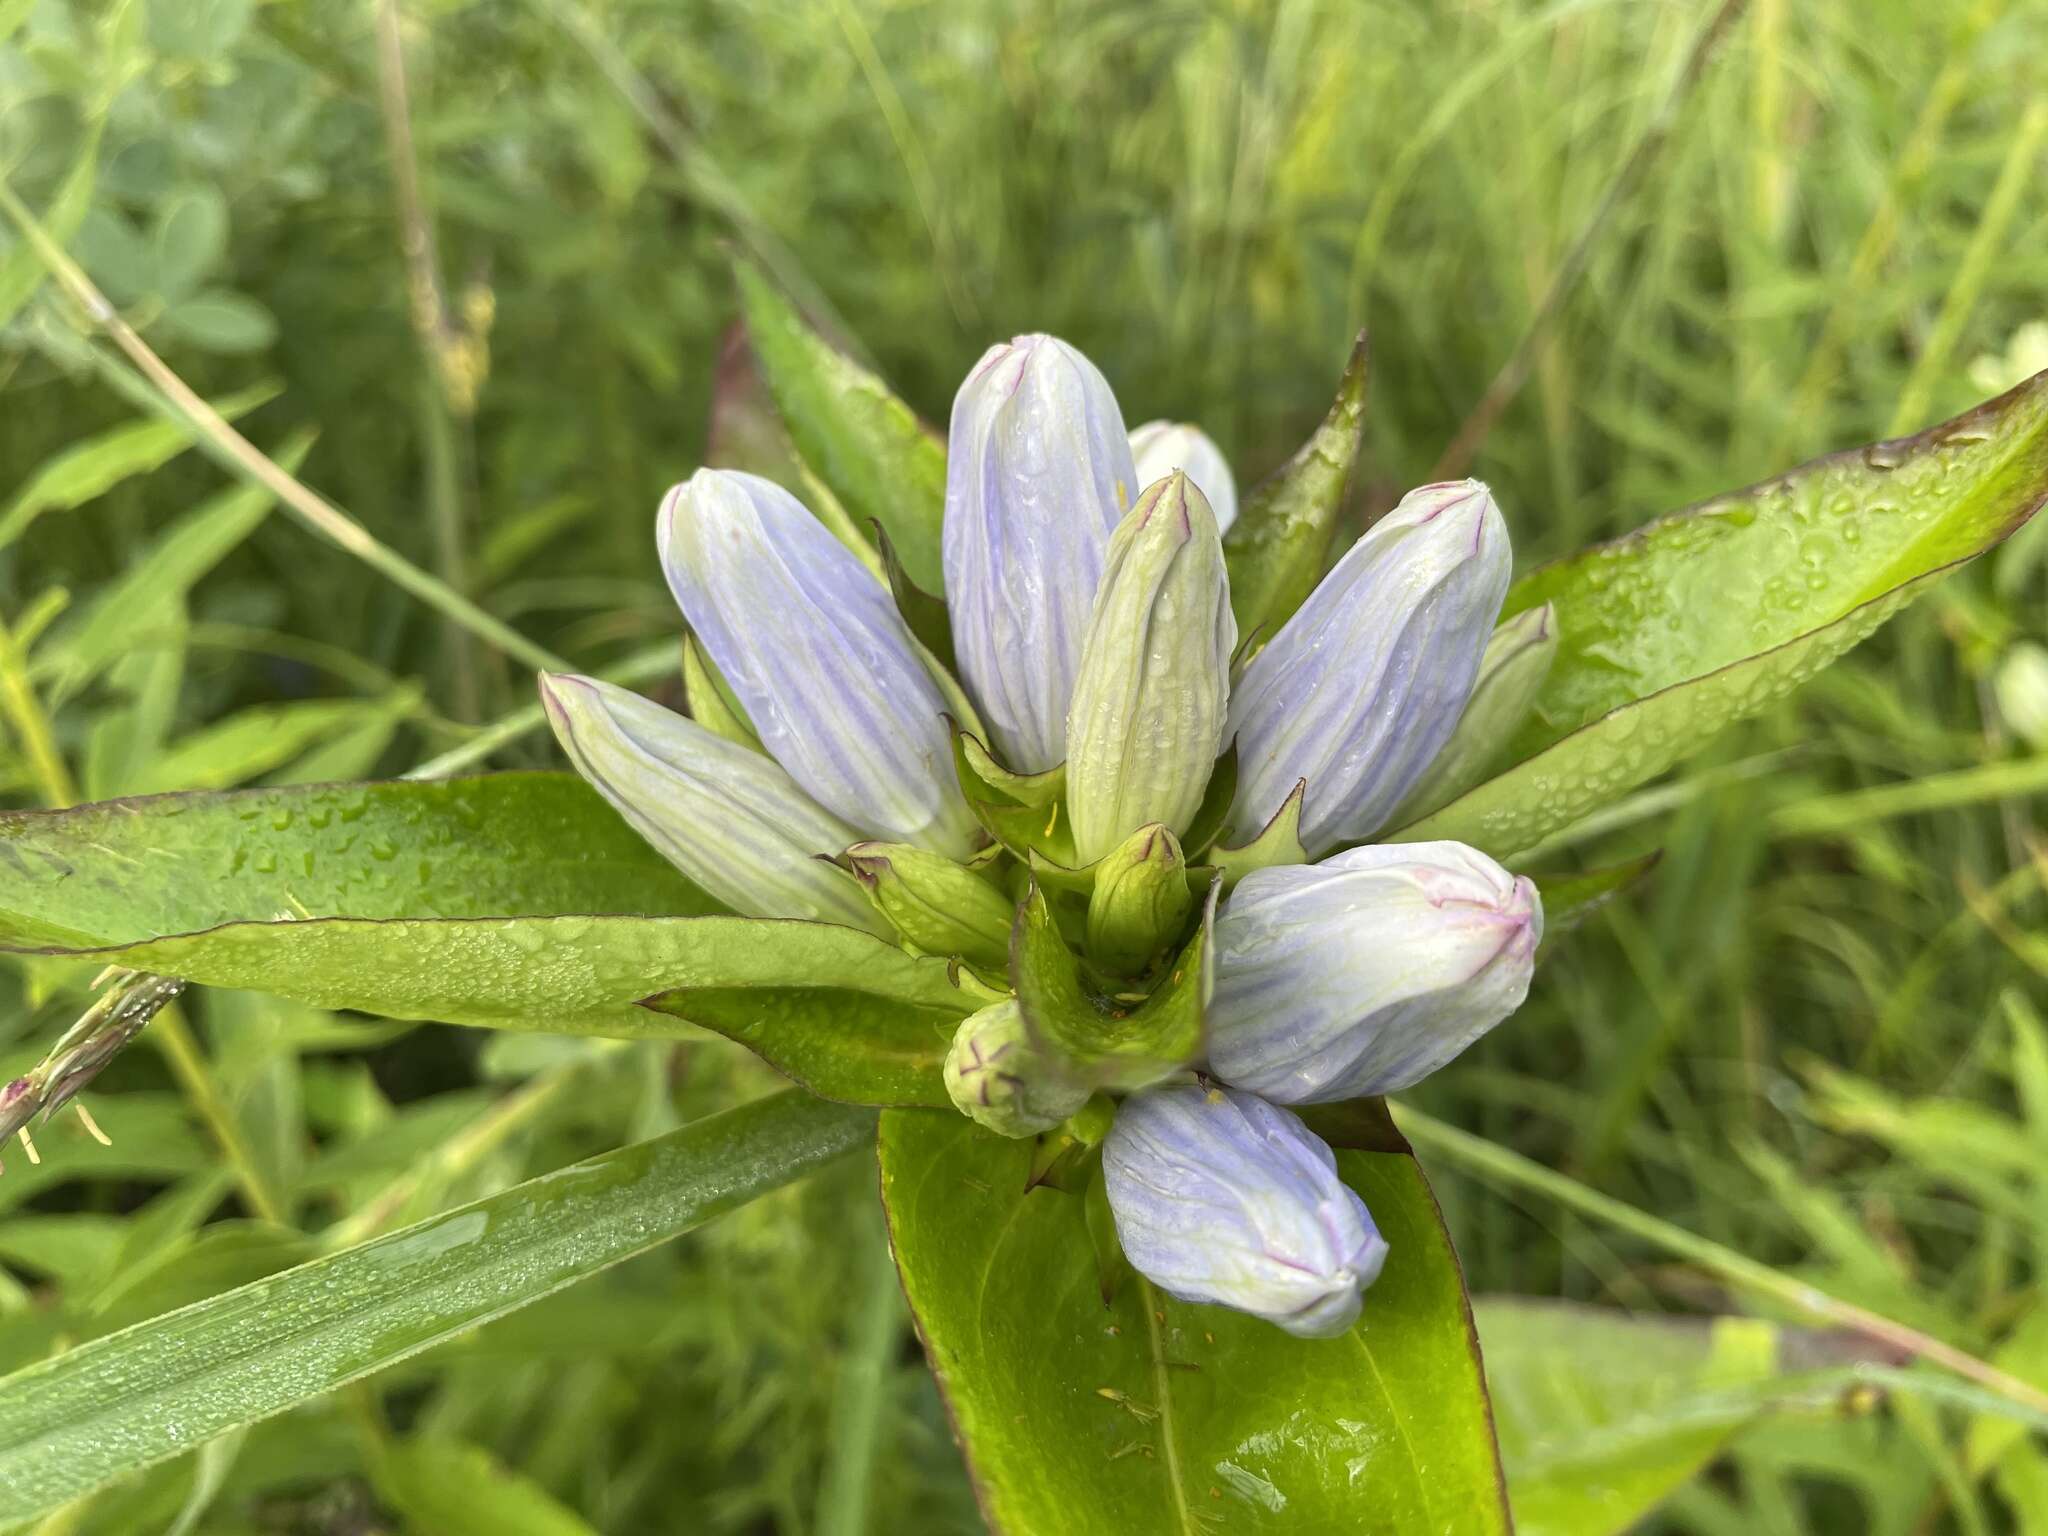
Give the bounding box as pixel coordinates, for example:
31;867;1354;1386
1128;420;1238;534
943;335;1138;772
661;468;978;858
1227;480;1512;852
1102;1084;1388;1338
1205;841;1541;1103
543;330;1547;1341
540;672;883;933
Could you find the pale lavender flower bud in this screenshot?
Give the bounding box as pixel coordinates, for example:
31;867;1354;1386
1065;473;1236;864
1128;420;1238;534
540;672;886;935
1103;1084;1387;1338
1206;841;1541;1104
659;468;978;859
1390;602;1558;825
943;335;1139;772
1226;480;1512;853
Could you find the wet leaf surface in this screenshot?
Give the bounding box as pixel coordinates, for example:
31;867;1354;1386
879;1107;1508;1535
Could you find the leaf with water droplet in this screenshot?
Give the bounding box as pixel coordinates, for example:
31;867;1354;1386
878;1105;1508;1535
1400;370;2048;858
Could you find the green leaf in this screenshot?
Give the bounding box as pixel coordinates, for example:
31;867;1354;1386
0;121;102;330
160;289;277;354
151;185;228;300
7;914;981;1037
1477;1298;1799;1536
0;773;721;950
42;432;312;698
1222;331;1369;640
0;1089;874;1525
136;698;407;793
735;259;948;593
373;1436;602;1536
640;983;973;1107
681;631;760;749
0;381;277;551
879;1107;1509;1534
1402;371;2048;859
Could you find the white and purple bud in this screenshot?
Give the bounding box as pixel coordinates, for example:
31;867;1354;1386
1128;420;1238;535
1205;841;1541;1104
659;468;978;859
540;672;885;935
944;999;1092;1138
1103;1084;1387;1338
1226;480;1512;853
943;335;1139;773
1065;473;1236;864
1390;602;1558;825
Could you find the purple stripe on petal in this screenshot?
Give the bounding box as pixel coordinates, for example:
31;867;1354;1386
1227;480;1512;853
658;468;978;858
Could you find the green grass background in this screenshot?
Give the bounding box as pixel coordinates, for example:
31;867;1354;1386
2;0;2048;1530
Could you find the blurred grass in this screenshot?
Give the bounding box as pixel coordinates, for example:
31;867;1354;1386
1;0;2047;1530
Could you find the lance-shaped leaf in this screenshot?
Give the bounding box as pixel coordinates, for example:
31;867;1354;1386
0;774;722;948
878;1105;1509;1535
4;915;980;1039
735;260;947;593
0;779;979;1037
1222;331;1369;640
1399;371;2048;859
0;1090;874;1525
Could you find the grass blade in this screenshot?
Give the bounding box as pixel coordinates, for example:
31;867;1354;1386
0;1089;875;1524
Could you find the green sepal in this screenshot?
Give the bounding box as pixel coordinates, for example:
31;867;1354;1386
949;724;1078;866
681;631;759;750
843;841;1014;969
871;518;956;675
1196;777;1309;888
1012;880;1218;1091
1222;330;1370;639
959;729;1067;807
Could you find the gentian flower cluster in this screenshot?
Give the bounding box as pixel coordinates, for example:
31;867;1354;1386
540;332;1553;1341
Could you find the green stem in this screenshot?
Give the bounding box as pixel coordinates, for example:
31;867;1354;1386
815;1189;905;1536
0;611;78;807
152;1004;287;1227
0;175;569;679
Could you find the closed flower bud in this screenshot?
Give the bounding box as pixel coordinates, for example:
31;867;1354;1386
1206;841;1541;1103
1227;480;1512;853
540;672;885;935
944;999;1091;1137
1128;420;1238;534
659;468;978;859
1997;641;2048;752
1391;603;1558;824
845;842;1015;969
1103;1084;1387;1338
1065;473;1236;864
1085;824;1195;974
943;335;1139;773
